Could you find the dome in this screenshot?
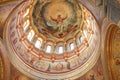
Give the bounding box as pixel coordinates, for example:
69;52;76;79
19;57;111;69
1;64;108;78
4;0;100;79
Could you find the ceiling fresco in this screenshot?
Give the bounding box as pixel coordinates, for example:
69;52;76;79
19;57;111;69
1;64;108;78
105;24;120;80
10;65;32;80
32;0;82;39
10;56;104;80
111;26;120;80
78;57;104;80
4;0;100;79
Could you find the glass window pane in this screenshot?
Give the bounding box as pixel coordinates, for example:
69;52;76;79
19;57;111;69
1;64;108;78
46;45;52;53
58;46;63;54
23;19;30;32
35;39;42;49
23;9;29;17
79;36;82;44
27;30;35;42
83;29;87;38
86;19;90;27
70;43;74;51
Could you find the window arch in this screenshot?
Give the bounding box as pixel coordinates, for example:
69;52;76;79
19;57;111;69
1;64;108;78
23;8;29;18
34;38;42;49
46;45;52;53
70;42;75;51
57;46;64;54
83;26;88;38
78;36;83;45
27;30;35;42
23;19;30;32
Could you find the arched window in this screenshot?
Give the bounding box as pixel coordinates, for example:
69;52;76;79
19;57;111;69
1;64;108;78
70;42;74;51
79;36;82;44
23;19;30;32
27;30;35;42
86;19;90;27
58;46;64;54
46;45;52;53
83;29;87;38
23;9;29;17
35;38;42;49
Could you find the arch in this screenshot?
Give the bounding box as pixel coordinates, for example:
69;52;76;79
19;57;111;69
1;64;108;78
102;23;120;80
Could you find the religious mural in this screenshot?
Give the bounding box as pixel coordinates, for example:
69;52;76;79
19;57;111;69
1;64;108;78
10;57;104;80
77;57;104;80
32;0;82;38
10;65;32;80
111;27;120;80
